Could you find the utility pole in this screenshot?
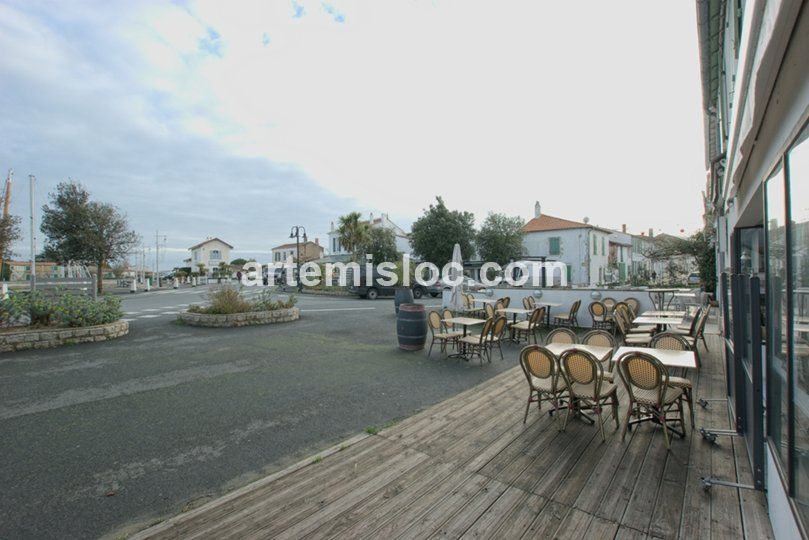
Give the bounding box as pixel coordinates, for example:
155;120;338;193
29;175;36;291
154;232;166;288
0;169;12;281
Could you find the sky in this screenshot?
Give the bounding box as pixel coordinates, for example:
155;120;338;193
0;0;707;270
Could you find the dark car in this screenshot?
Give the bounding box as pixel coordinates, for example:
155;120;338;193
347;268;425;300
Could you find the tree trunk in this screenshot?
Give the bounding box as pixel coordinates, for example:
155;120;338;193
97;262;104;294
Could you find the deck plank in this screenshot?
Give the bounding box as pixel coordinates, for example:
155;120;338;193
133;329;773;540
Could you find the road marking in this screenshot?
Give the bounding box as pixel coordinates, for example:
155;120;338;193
124;312;139;315
137;314;161;319
121;318;135;322
300;307;377;312
141;308;160;312
161;311;180;315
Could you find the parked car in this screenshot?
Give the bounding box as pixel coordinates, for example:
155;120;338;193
687;272;701;285
347;268;426;300
425;277;486;297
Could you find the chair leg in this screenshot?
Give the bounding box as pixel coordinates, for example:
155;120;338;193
523;393;532;424
621;400;633;440
660;408;671;450
701;334;709;352
561;399;572;432
612;393;619;429
596;403;606;442
685;387;695;428
498;341;504;361
428;338;435;358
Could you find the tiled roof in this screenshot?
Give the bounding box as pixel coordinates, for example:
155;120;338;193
521;214;591;233
189;237;234;250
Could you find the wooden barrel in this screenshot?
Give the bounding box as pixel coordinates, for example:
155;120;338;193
397;303;427;351
394;288;414;314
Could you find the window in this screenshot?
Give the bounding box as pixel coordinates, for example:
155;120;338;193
549;237;560;255
210;250;221;260
620;247;624;262
601;237;605;255
593;235;597;255
766;161;789;478
789;128;809;522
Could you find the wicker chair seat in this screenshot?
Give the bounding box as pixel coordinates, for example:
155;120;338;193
459;335;482;345
667;376;692;389
530;376;566;392
435;331;462;340
624;334;652;345
510;320;532;330
630;325;657;333
570;380;617;399
630;384;681;406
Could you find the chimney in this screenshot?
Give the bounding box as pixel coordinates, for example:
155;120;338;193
648;228;654;238
534;201;541;218
369;212;374;221
330;221;334;231
622;224;627;233
315;237;319;245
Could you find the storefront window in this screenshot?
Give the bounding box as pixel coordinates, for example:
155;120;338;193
766;163;789;471
789;127;809;521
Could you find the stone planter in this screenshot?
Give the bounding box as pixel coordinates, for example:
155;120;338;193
0;320;129;353
178;308;300;328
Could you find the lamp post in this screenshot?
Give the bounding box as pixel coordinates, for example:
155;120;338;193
289;226;307;292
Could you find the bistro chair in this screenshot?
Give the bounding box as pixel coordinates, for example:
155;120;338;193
581;329;616;380
510;306;545;344
458;317;495;364
617;350;686;449
442;308;456;332
625;297;641;318
524;296;536;310
519;345;567;426
602;297;617;314
588;301;612;330
553;299;581;328
615;304;655;335
486;315;509;361
427;310;462;358
559;349;620;441
614;310;652;347
485;303;496;319
501;297;511;308
651;332;696;427
673;305;710;353
545;327;577;345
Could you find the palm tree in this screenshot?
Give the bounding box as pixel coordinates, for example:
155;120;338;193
337;211;370;261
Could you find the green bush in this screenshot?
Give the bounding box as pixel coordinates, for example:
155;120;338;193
0;291;122;328
188;286;297;314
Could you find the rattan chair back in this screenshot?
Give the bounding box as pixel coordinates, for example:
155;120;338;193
546;327;577;344
651;332;690;351
625;297;641;317
617;351;669;404
560;349;602;388
519;345;558;386
582;329;615;348
589;301;607;320
602;297;617;312
428;311;443;333
485;303;495;318
502;297;511;308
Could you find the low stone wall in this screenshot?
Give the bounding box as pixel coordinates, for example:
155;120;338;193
178;307;300;327
0;320;129;353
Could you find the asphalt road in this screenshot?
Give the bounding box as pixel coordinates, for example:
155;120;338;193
0;286;521;539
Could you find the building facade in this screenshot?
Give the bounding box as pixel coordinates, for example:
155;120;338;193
271;239;324;263
521;203;611;287
326;212;411;261
188;238;233;275
699;0;809;536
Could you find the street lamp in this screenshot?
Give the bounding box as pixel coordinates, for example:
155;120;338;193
289;225;307;291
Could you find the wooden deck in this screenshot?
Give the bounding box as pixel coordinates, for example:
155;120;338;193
133;330;773;539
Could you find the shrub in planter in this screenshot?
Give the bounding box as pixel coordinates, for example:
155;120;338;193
188;285;297;314
54;294;123;327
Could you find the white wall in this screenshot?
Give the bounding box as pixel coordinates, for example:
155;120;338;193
522;228;588;285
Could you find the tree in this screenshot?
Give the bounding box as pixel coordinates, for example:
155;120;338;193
359;227;398;264
476;213;524;266
410;197;475;267
337;211;370;260
0;188;22;280
230;258;248;267
646;226;717;293
196;263;207;276
40;182;140;293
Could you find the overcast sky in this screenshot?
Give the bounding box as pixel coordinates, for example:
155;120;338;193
0;0;706;269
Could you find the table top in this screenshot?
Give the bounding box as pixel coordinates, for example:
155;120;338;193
646;288;682;293
443;317;486;326
674;292;698;298
633;316;684;325
614;347;697;370
536;301;563;307
472;298;497;304
642;311;686;318
543;343;613;362
497;308;532;314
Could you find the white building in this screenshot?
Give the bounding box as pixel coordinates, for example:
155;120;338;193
187;238;233;275
326;212;411;261
521;203;611;287
606;227;633;284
